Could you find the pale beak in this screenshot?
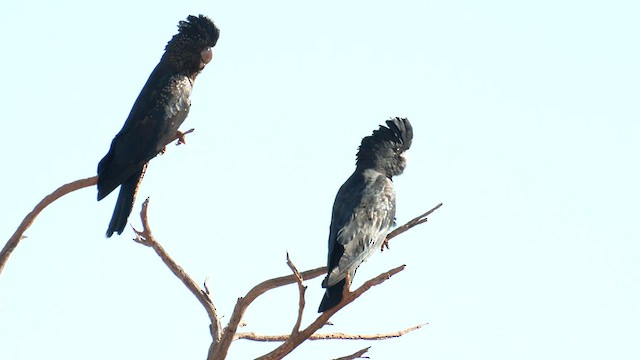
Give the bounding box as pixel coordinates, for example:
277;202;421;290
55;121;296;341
200;47;213;69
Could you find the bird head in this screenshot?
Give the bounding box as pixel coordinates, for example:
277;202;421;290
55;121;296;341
356;117;413;177
164;15;220;75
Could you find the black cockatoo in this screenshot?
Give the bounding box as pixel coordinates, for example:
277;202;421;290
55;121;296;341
97;15;219;237
318;117;413;312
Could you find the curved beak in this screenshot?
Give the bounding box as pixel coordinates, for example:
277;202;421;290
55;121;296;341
200;47;213;69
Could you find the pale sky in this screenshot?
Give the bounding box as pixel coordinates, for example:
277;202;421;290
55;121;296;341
1;1;639;359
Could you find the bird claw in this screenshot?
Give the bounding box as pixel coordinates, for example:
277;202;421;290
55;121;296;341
380;238;390;252
175;130;188;146
175;128;195;146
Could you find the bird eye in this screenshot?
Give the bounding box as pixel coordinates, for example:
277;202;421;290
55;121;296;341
201;47;213;65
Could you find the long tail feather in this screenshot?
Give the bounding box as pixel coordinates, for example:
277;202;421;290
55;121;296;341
106;166;145;237
318;279;346;313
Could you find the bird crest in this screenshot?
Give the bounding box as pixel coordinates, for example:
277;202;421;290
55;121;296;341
167;15;220;50
163;15;220;74
356;117;413;175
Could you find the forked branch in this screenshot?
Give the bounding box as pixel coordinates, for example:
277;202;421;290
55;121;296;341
254;265;407;360
209;264;327;359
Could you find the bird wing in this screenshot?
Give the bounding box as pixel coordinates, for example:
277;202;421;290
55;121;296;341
97;65;193;199
114;66;193;163
324;169;396;287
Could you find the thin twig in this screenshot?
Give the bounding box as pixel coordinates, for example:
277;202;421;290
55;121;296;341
132;198;222;344
333;346;371;360
383;203;443;251
255;265;406;360
0;176;98;274
235;323;425;341
286;253;306;335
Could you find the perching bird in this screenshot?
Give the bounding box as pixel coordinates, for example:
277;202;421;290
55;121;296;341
318;117;413;312
97;15;220;237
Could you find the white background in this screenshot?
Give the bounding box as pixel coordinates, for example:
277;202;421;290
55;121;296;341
1;1;639;359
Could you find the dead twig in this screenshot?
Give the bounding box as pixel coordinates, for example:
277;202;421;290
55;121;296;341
333;346;371;360
286;253;306;335
235;323;425;341
132;198;222;344
0;176;98;274
383;202;443;251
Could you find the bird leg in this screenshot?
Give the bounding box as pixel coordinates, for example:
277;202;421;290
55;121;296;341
175;130;188;145
381;238;391;252
342;272;353;297
160;128;196;154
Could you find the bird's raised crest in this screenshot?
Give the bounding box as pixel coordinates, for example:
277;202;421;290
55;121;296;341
357;118;412;158
355;117;413;172
166;14;220;51
385;117;413;151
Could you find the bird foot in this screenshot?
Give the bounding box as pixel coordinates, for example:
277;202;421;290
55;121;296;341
174;128;195;146
380;238;390;252
176;131;187;145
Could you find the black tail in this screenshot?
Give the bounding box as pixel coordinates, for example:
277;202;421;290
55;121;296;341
106;168;144;237
318;278;346;313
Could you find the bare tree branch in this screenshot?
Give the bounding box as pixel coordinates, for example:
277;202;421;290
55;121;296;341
0;176;98;274
131;198;222;344
235;323;425;342
333;347;371;360
1;167;440;360
286;253;306;335
383;202;443;251
209;266;327;359
255;265;406;360
211;204;441;359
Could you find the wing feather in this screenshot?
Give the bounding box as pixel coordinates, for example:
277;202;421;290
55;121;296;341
324;169;396;287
